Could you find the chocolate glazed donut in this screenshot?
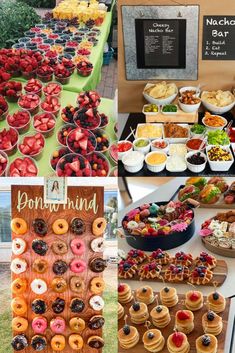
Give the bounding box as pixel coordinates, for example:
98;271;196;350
11;335;28;351
70;218;85;235
88;315;105;330
33;219;48;236
31;335;47;351
89;257;107;273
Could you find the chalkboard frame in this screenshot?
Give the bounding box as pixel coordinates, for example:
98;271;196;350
135;18;186;69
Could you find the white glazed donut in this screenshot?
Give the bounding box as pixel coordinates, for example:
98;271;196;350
11;258;27;274
90;237;105;253
31;279;47;294
12;238;27;255
89;295;105;311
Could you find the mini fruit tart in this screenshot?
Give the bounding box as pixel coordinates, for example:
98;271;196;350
189;266;213;285
138;262;162;280
165;264;190;282
195;251;217;269
171;251;193;267
127;249;147;264
118;259;138;279
149;249;170;265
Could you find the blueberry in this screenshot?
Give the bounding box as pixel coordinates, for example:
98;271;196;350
164;287;169;293
199;273;205;277
132;302;140;311
213;292;219;300
156;306;162;313
142;288;147;293
207;311;215;321
202;335;211;346
123;325;130;335
147;332;154;339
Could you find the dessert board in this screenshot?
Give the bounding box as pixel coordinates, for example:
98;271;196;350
118;291;231;353
11;185;105;353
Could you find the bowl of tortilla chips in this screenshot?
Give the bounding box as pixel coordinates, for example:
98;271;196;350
143;81;178;105
201;90;235;114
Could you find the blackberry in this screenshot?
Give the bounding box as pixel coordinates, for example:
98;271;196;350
213;292;219;300
123;325;130;335
202;335;211;346
207;311;215;321
164;287;170;293
132;302;140;311
156;306;162;313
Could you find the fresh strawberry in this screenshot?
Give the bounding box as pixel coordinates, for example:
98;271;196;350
177;310;190;320
172;332;184;348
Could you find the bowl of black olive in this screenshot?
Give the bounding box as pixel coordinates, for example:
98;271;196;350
186;151;207;173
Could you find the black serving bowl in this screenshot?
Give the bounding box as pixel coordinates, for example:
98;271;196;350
122;201;195;251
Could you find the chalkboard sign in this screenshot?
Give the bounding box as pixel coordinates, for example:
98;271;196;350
135;19;186;69
202;16;235;60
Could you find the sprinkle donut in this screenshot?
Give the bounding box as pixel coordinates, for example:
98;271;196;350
33;219;47;236
32;299;47;315
51;277;67;293
11;278;27;294
89;295;104;311
69;317;85;332
51;240;68;255
11;297;27;315
68;334;84;350
31;335;47;351
71;218;85;235
31;279;47;295
11;335;28;351
52;219;69;235
70;238;85;256
70;276;85;293
89;257;107;273
11;218;28;235
32;317;47;334
12;317;29;333
50;317;66;334
70;298;85;313
50;335;66;351
12;238;27;255
11;258;27;274
70;259;87;273
92;217;107;236
32;259;48;274
90;237;105;253
32;239;48;256
90;277;105;294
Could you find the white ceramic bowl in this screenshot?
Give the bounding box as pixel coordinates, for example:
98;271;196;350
151;139;169;154
145;151;167;173
202;115;227;131
178;99;201;113
118;140;133;160
185;151;207;173
186;138;206;152
201;91;235;114
133;138;151;155
143;83;178;106
142;104;159;116
179;86;200;97
206;146;234;171
122;151;144;173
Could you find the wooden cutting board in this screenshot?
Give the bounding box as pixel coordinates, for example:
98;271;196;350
118;259;227;287
11;185;104;353
118;291;231;353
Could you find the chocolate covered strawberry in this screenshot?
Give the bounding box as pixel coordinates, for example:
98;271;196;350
19;132;45;158
77;90;101;108
87;152;110;177
24;78;42;96
94;129;110;152
0;96;8;120
0;151;8;176
41;96;61;116
7;110;30;133
57;124;76;146
33;112;56;137
43;82;62;97
67;127;96;155
8;157;38;177
0;127;18;153
74;107;101;130
50;147;69;171
56;153;91;177
61;105;79;124
18;94;40;115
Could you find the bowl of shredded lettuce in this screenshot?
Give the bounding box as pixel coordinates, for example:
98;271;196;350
207;130;230;146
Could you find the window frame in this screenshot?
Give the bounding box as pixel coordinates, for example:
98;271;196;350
0;186;11;248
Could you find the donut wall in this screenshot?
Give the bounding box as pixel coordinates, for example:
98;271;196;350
10;185;106;353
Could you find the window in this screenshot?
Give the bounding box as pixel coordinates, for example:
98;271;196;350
0;191;11;243
104;190;118;241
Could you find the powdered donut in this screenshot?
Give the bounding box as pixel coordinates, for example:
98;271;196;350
11;258;27;274
32;317;47;334
89;295;105;311
70;239;85;256
90;237;105;253
12;238;27;255
31;279;47;295
70;259;87;274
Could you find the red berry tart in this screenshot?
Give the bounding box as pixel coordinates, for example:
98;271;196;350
138;262;162;280
118;259;138;279
195;251;217;269
164;264;190;282
149;249;170;265
56;153;91;177
171;251;193;267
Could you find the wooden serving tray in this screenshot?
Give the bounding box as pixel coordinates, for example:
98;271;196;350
202;238;235;258
118;259;227;287
118;291;231;353
11;185;104;353
145;109;198;123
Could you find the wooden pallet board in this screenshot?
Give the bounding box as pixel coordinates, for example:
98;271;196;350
118;291;231;353
145;110;198;123
11;185;104;353
118;259;227;287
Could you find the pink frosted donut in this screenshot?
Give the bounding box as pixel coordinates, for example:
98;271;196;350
50;317;66;334
32;317;47;334
70;259;87;273
70;239;85;256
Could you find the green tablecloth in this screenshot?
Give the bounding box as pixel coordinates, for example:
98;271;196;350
0;88;117;176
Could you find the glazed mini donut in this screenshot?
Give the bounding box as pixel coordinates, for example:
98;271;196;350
11;335;28;351
12;317;28;333
68;334;83;350
50;317;66;334
69;317;85;333
92;217;107;236
70;238;85;256
50;335;66;351
31;335;47;351
31;279;47;295
90;237;105;253
52;298;65;314
90;277;105;294
87;336;104;349
89;295;104;311
88;315;105;330
32;317;47;334
32;299;47;315
11;218;28;235
70;259;87;274
12;238;27;255
52;219;69;235
11;258;27;274
11;278;27;295
32;259;48;274
33;218;47;236
70;276;85;293
89;257;107;273
11;297;27;315
53;260;68;275
71;218;85;235
51;277;67;293
51;240;68;255
70;298;85;313
32;239;48;256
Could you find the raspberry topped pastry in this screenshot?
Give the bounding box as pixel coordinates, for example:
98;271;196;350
195;252;217;269
138;262;162;280
167;332;190;353
171;251;193;267
127;249;147;264
189;266;213;285
149;249;170;265
118;259;138;279
175;310;194;334
165;264;190;282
